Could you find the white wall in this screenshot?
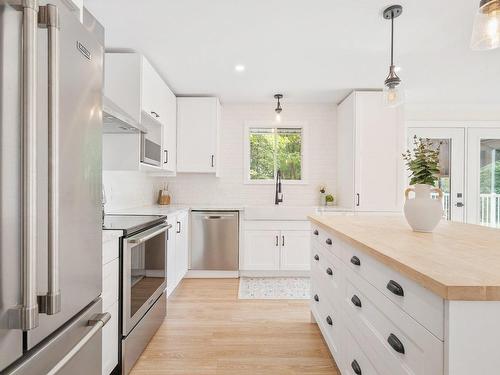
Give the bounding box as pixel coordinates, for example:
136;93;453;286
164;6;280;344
102;171;162;212
167;103;337;206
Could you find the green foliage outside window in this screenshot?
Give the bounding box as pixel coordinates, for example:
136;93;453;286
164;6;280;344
249;128;302;181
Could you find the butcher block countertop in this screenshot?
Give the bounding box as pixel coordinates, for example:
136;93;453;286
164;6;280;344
309;215;500;301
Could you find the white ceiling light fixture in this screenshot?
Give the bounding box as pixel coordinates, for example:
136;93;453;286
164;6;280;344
234;64;246;72
382;5;405;108
274;94;283;123
471;0;500;50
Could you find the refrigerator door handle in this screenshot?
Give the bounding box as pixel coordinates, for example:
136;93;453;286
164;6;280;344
45;313;111;375
37;3;61;315
8;0;40;331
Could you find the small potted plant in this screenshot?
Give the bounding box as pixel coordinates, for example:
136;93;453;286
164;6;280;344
325;194;335;206
319;185;327;206
402;136;443;232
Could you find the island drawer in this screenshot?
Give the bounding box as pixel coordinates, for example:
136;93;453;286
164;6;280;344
311;225;344;260
344;269;443;375
344;327;381;375
342;240;444;339
312;244;344;307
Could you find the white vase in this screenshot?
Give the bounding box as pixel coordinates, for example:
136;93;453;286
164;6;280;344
403;184;444;233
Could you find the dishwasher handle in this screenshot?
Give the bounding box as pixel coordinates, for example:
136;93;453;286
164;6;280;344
204;215;234;219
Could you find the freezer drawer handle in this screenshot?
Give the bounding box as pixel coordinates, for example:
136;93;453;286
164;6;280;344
8;0;41;331
46;312;111;375
37;3;61;316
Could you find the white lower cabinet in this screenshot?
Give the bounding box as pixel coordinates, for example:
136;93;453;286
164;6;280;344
101;232;120;375
242;221;310;272
310;224;444;375
166;210;189;297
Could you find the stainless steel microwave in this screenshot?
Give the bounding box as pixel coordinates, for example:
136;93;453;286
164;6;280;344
140;133;162;167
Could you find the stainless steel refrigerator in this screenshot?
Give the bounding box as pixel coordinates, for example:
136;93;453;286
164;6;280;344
0;1;106;373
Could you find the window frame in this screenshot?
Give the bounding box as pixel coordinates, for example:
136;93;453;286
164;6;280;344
243;121;308;185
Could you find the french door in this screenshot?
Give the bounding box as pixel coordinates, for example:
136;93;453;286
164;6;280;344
407;128;465;222
467;129;500;228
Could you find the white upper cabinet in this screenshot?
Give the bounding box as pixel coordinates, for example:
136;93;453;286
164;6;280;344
104;53;176;173
336;91;405;212
177;97;220;175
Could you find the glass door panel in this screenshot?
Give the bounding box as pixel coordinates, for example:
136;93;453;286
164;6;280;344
407;128;465;222
467;129;500;227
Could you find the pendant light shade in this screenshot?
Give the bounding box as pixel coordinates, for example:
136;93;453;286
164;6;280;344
471;0;500;50
382;5;404;108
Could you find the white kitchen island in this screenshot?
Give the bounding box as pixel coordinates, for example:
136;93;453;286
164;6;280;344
308;215;500;375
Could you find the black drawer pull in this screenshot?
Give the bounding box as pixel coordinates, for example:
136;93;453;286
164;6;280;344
314;254;319;261
325;238;332;245
314;294;319;302
350;256;361;266
388;333;405;354
313;230;319;235
326;267;333;276
387;280;404;297
326;316;333;325
351;295;362;308
351;360;362;375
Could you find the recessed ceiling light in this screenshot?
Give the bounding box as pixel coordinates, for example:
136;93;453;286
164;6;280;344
234;64;245;72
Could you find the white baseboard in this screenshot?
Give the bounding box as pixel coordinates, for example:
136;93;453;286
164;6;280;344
239;270;310;278
185;270;239;278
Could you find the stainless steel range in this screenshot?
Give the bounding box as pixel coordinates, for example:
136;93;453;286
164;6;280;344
103;214;171;375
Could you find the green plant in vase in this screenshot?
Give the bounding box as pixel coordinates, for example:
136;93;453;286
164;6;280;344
402;136;443;232
325;194;335;206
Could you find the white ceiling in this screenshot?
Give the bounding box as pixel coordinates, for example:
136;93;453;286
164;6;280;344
85;0;500;117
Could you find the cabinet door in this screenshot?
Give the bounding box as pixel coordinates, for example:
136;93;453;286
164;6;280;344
243;230;280;270
280;230;310;271
166;217;177;297
354;91;404;212
161;88;177;172
175;212;189;283
102;301;118;375
177;98;218;173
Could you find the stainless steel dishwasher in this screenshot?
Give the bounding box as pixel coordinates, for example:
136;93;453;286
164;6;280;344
190;211;239;270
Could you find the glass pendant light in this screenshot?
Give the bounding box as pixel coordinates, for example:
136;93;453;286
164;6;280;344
274;94;283;123
471;0;500;50
382;5;404;108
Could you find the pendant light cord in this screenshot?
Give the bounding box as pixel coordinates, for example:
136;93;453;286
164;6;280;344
390;13;394;66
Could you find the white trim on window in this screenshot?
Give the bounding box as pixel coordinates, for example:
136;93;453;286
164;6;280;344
243;121;308;185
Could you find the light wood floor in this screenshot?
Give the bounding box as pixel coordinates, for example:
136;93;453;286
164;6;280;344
130;278;340;375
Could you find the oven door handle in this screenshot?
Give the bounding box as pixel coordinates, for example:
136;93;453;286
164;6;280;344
126;224;172;244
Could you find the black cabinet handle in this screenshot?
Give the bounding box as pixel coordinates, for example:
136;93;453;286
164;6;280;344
351;360;362;375
356;193;360;207
164;149;169;164
326;268;333;276
314;254;319;261
387;280;404;297
350;256;361;266
151;111;160;118
276;235;279;246
282;235;285;247
313;230;319;236
211;155;215;167
387;333;405;354
325;238;332;245
326;316;333;326
176;221;181;234
351;295;362;308
314;294;319;302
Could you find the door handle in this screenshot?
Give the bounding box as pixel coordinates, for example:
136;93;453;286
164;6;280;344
46;312;111;375
8;0;41;331
37;3;61;316
164;149;168;164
